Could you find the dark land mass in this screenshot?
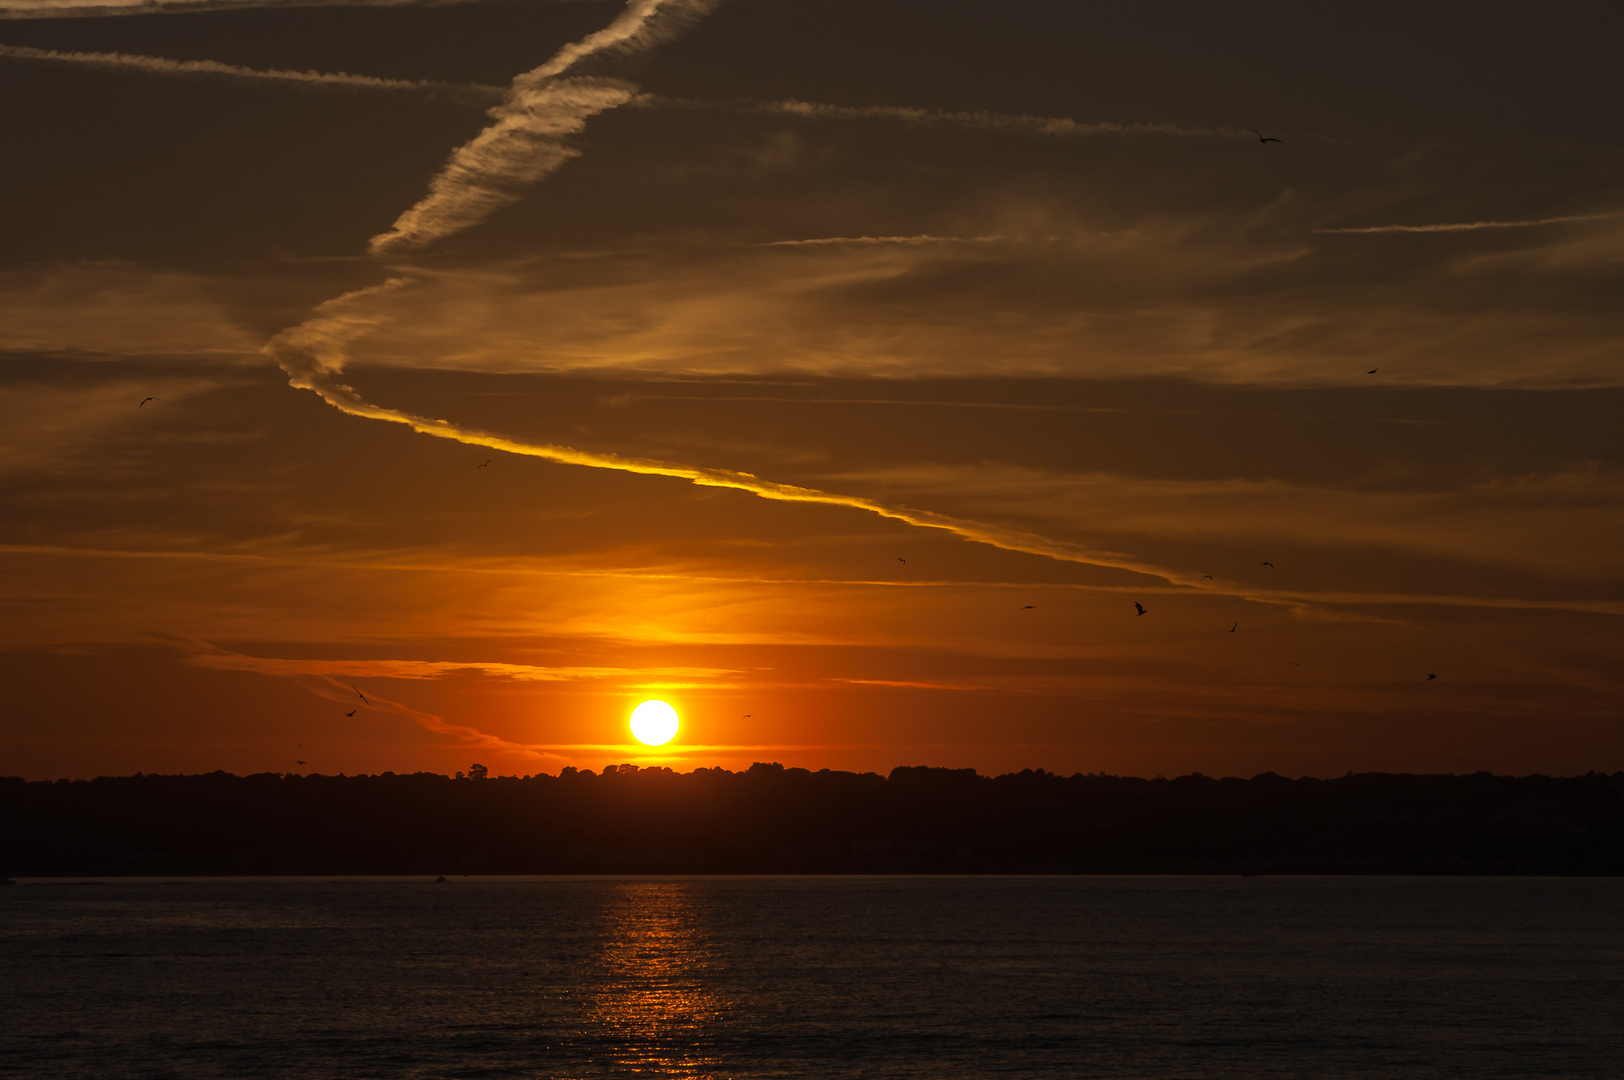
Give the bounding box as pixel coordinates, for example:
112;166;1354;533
4;765;1623;876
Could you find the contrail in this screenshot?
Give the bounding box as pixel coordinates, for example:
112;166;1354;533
263;280;1206;593
635;93;1250;141
368;0;716;255
0;42;502;101
0;0;479;17
1315;211;1620;234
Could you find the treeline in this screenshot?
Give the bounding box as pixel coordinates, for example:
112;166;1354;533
3;764;1623;876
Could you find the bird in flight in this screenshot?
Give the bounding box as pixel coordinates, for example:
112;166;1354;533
1200;574;1214;582
345;709;356;717
1427;673;1437;681
1022;605;1035;610
897;556;906;563
296;760;305;767
1367;369;1379;374
1134;603;1147;617
478;460;491;468
139;397;156;407
1228;622;1237;633
1257;561;1275;569
349;685;368;705
1252;128;1282;144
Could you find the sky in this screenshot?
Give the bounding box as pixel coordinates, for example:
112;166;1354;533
3;0;1623;780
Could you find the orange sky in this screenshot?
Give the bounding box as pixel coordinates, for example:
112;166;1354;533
3;0;1623;780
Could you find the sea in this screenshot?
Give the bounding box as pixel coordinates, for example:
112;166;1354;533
2;876;1620;1078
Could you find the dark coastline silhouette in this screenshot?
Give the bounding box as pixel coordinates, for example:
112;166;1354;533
2;765;1621;876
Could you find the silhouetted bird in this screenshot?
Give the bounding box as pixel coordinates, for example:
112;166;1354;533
1258;561;1275;569
296;760;305;766
1228;622;1237;633
1022;605;1035;610
350;684;368;705
478;460;491;468
139;397;156;406
1200;574;1214;581
1134;603;1147;616
1427;673;1437;680
897;557;906;563
345;709;356;717
1367;369;1378;374
1252;128;1282;144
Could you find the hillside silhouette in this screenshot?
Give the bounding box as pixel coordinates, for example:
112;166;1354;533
4;765;1622;876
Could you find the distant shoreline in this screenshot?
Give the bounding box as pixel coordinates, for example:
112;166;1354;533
5;767;1622;877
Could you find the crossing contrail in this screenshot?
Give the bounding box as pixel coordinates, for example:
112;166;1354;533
368;0;717;255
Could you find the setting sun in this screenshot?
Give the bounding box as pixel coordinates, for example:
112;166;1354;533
629;700;680;746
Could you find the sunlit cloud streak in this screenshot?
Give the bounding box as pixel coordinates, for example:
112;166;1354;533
0;0;483;17
1315;212;1620;234
264;282;1207;593
637;93;1249;140
0;42;502;101
368;0;716;255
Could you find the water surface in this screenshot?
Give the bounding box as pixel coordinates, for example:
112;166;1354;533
2;876;1620;1078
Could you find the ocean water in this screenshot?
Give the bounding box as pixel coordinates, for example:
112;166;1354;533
1;876;1620;1078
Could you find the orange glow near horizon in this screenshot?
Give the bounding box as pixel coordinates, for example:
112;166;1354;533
3;1;1624;782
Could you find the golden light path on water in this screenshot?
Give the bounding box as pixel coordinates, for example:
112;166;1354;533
587;883;727;1077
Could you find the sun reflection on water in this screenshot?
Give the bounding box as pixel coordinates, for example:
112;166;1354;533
585;882;729;1078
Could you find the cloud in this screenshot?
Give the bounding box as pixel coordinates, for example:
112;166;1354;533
0;42;503;102
280;219;1624;387
368;0;717;255
1315;212;1620;234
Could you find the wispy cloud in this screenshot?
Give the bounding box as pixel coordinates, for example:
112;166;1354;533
1315;212;1620;234
188;652;740;684
177;638;570;761
0;42;502;101
368;0;717;255
638;94;1249;141
762;235;1011;247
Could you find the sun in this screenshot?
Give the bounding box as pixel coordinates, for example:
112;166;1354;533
629;699;680;746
